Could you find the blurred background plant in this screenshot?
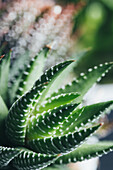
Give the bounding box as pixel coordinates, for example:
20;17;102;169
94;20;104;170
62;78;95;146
0;0;113;170
74;0;113;83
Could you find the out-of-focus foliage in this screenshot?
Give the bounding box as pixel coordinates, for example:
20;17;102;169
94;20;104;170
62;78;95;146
73;0;113;83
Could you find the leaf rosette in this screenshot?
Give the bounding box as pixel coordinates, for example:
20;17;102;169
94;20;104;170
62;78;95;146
0;47;113;170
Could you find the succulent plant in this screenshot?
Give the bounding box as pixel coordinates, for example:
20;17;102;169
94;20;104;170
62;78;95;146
0;47;113;170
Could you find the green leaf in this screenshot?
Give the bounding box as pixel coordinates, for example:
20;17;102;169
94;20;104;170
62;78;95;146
0;96;8;145
26;124;100;155
56;100;113;135
0;43;7;56
44;61;75;97
33;60;75;107
72;100;113;128
9;47;49;104
0;146;21;169
12;148;58;170
5;84;45;146
9;51;30;86
55;141;113;164
6;61;74;145
26;104;79;140
37;92;80;113
0;52;10;103
50;62;113;102
15;47;49;101
8;69;23;106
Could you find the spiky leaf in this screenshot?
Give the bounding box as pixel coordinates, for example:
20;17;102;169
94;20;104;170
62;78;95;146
9;51;30;87
37;92;79;113
8;69;23;106
55;141;113;164
9;47;49;104
50;62;113;102
33;60;74;107
0;146;21;168
55;100;113;135
6;61;74;145
12;148;58;170
15;47;49;101
26;104;79;140
5;84;46;146
26;125;100;155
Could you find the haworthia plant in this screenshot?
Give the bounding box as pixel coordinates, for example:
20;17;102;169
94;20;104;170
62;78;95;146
0;47;113;170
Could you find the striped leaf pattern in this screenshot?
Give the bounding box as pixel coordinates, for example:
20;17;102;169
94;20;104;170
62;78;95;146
26;125;100;155
37;92;80;113
0;50;113;170
26;104;79;140
6;60;74;145
15;47;49;101
55;142;113;164
12;148;58;170
50;62;113;102
55;100;113;135
0;146;21;168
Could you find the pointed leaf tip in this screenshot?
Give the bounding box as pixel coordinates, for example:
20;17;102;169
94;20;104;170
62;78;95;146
100;122;104;126
55;141;113;165
0;54;5;59
46;44;52;50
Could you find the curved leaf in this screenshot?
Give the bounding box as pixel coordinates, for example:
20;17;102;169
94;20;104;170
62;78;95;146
26;104;79;140
0;52;10;103
6;61;74;145
37;92;79;113
56;100;113;135
12;148;58;170
26;124;100;155
50;62;113;102
6;83;45;145
15;47;49;101
0;146;21;169
55;141;113;164
8;69;23;106
33;60;74;107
